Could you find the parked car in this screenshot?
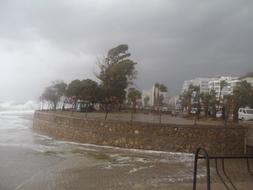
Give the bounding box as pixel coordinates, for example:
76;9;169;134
190;108;197;114
216;111;222;118
171;110;179;117
238;108;253;121
76;100;94;112
161;106;169;112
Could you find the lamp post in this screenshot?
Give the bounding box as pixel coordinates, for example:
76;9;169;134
224;98;228;127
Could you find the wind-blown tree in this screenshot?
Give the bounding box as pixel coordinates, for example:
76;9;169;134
128;88;142;122
66;79;100;110
80;79;100;103
154;83;168;124
42;81;67;110
231;81;253;122
65;79;83;109
97;44;137;110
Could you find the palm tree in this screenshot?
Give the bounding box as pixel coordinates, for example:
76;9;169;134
200;92;211;117
218;80;228;109
155;83;168;124
128;88;142;122
154;83;167;107
209;89;218;117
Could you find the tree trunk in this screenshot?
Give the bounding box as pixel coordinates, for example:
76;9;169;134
53;101;57;111
233;106;239;123
188;101;192;115
204;105;208;117
212;105;216;118
105;104;109;120
130;109;133;123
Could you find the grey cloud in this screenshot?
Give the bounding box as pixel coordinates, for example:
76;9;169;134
0;0;252;101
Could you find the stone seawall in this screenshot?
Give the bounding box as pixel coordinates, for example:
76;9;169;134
33;111;246;155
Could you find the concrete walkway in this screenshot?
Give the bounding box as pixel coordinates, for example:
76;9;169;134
49;110;229;126
15;150;253;190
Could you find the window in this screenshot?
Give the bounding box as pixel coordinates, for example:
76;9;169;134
246;110;253;114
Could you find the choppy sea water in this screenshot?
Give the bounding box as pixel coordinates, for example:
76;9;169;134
0;102;205;190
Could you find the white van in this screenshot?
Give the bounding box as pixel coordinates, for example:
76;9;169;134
238;108;253;121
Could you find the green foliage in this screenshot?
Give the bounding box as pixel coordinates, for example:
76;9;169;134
107;44;130;63
200;92;214;117
97;44;137;104
218;80;228;108
128;88;142;103
209;89;218;117
231;81;253;122
155;83;168;92
65;79;82;100
42;80;67;110
233;80;253;106
66;79;100;103
180;84;199;114
154;83;167;106
80;79;100;102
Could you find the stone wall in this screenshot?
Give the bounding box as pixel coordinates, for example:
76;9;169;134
246;125;253;147
33;111;246;155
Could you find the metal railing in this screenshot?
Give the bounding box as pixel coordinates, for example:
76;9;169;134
193;147;253;190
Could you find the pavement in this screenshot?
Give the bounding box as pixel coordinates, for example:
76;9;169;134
50;110;230;126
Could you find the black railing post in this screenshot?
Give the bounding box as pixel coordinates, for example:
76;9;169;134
193;147;211;190
193;148;253;190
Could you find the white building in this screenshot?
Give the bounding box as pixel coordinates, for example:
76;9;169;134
208;76;239;98
182;76;241;99
142;89;153;106
169;95;181;110
239;73;253;87
182;77;212;93
142;85;169;107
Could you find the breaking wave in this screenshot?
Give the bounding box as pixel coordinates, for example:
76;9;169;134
0;100;39;113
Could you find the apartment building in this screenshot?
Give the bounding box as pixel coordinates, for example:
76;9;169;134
182;77;211;93
142;85;169;107
208;76;239;98
182;76;240;99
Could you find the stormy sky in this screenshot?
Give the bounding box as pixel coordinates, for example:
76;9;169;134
0;0;253;102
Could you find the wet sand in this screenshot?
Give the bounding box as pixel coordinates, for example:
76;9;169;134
1;143;252;190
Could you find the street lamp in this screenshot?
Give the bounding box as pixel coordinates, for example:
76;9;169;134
224;98;228;127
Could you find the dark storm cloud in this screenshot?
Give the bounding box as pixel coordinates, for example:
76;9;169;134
0;0;252;101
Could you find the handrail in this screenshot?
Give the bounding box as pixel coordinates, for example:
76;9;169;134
193;147;211;190
222;159;237;190
193;147;253;190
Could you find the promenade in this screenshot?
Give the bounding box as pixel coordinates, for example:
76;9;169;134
48;110;227;126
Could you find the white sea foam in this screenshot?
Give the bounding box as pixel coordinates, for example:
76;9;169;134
49;139;194;163
0;100;39;113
